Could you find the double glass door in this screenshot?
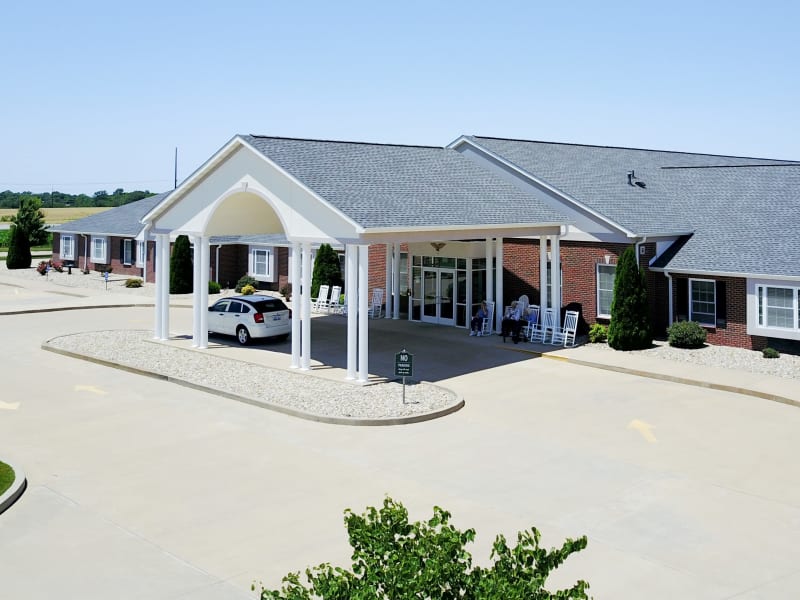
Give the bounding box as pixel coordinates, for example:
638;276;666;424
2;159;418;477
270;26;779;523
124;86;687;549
422;268;455;325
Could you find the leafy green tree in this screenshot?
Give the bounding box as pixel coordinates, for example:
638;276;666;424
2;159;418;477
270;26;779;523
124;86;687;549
257;497;590;600
607;246;652;350
5;225;32;269
169;235;193;294
311;243;343;298
11;196;48;246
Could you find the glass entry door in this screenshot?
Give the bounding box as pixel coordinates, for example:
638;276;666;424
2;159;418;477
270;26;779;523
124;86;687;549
421;268;455;325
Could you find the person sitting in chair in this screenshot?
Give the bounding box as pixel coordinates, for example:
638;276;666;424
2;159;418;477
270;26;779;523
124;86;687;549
501;301;523;343
470;301;489;336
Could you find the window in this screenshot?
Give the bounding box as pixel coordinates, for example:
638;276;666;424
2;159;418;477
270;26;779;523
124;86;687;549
546;263;563;305
91;236;108;263
596;264;616;317
60;235;75;260
136;241;145;267
757;285;800;330
249;246;274;281
122;239;134;266
690;279;716;326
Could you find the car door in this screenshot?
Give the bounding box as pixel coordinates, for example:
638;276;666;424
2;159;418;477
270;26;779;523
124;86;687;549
208;300;230;334
227;301;245;335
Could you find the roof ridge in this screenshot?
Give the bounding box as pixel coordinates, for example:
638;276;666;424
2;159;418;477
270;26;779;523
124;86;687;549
245;134;443;151
470;135;795;162
661;163;800;170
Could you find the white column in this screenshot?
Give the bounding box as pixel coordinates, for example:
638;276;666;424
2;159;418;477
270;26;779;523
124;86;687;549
392;242;401;320
550;235;561;315
154;235;164;339
539;235;548;312
159;234;171;340
495;237;504;332
384;244;392;319
346;244;357;380
198;236;210;349
290;243;301;368
301;242;312;370
357;245;369;384
485;238;494;333
191;236;202;347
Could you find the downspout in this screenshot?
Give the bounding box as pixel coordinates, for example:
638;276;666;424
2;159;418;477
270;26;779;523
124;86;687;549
215;245;222;284
665;271;673;327
634;236;648;268
141;224;151;282
81;234;88;272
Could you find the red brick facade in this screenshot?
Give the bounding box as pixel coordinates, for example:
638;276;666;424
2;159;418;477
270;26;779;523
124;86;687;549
52;233;154;281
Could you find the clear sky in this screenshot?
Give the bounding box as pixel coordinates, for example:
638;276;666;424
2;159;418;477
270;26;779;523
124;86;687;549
2;0;798;195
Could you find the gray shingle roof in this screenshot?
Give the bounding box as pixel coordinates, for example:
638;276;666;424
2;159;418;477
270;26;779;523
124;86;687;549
468;136;800;277
50;192;170;237
241;135;569;229
468;136;798;236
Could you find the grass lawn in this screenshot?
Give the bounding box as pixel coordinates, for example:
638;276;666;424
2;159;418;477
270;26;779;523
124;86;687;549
0;206;111;224
0;461;14;496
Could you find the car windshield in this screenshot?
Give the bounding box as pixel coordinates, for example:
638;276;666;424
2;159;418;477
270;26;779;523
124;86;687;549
248;299;287;313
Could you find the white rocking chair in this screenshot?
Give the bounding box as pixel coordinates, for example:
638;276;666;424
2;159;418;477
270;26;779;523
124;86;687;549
368;288;384;318
551;310;579;347
311;284;330;313
522;305;541;342
481;301;495;336
540;308;558;344
326;285;342;314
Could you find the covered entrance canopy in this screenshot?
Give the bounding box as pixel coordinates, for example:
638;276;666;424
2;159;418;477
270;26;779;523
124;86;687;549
141;134;571;382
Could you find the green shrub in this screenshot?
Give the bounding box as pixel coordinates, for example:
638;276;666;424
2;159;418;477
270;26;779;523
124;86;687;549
241;284;256;295
588;323;608;343
208;280;221;294
235;274;257;293
762;347;780;359
256;496;590;600
311;243;343;298
0;229;10;248
608;246;652;350
125;278;143;288
169;235;193;294
279;283;292;302
5;225;31;269
667;320;707;348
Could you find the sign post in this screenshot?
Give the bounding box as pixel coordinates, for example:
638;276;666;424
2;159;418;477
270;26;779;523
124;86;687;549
394;348;414;404
104;270;109;290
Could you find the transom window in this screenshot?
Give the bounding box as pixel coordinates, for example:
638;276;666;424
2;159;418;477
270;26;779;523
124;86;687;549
60;235;75;260
91;236;108;263
596;264;616;318
690;279;716;326
757;285;800;330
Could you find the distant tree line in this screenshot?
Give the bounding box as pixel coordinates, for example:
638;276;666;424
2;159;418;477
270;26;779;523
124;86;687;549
0;188;155;209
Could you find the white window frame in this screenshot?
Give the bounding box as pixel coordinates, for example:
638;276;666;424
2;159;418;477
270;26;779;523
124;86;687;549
249;246;275;282
756;284;800;331
689;278;716;326
91;236;108;264
122;239;134;266
136;240;145;267
546;262;563;305
60;234;75;261
596;263;616;318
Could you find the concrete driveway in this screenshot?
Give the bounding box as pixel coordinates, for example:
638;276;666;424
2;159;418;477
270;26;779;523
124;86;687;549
1;304;799;599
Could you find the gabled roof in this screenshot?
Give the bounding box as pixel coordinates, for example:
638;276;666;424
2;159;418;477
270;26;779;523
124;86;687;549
465;136;798;237
241;135;569;229
50;192;170;237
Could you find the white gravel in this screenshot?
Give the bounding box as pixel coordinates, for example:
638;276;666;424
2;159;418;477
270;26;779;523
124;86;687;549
2;262;159;296
45;330;459;421
570;339;800;381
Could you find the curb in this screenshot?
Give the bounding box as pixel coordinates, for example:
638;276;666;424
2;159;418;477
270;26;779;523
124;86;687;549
0;459;27;515
0;303;198;317
502;344;800;409
41;342;465;426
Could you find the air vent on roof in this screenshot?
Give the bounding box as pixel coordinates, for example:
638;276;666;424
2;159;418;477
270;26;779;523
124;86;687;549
635;181;646;188
627;170;646;188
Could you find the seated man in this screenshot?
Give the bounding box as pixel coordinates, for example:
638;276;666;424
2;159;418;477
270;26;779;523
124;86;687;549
501;301;523;343
470;301;490;336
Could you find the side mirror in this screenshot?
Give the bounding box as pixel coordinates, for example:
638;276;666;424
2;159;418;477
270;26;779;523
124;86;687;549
208;306;214;311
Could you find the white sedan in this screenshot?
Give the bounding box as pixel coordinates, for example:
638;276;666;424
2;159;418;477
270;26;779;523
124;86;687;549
208;295;291;345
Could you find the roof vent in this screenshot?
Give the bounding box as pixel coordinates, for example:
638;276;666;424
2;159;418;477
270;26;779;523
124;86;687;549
634;180;647;188
627;170;646;188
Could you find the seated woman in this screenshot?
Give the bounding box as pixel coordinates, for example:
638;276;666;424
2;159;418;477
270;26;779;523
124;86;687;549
470;301;489;336
501;301;523;343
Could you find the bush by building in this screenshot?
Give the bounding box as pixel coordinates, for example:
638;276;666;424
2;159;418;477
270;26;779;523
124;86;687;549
608;246;652;350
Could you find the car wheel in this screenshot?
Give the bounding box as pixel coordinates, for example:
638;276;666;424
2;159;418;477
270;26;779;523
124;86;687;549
236;326;251;345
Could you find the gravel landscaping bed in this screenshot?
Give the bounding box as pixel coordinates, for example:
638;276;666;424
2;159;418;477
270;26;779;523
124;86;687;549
1;263;158;296
569;340;800;381
45;330;460;422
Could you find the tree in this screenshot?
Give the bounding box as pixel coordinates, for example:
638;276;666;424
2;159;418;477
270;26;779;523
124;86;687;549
5;225;32;269
607;245;652;350
169;235;193;294
257;497;590;600
311;243;343;298
11;196;48;246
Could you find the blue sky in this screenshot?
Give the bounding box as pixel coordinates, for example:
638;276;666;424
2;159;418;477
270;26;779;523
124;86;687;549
2;0;798;194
